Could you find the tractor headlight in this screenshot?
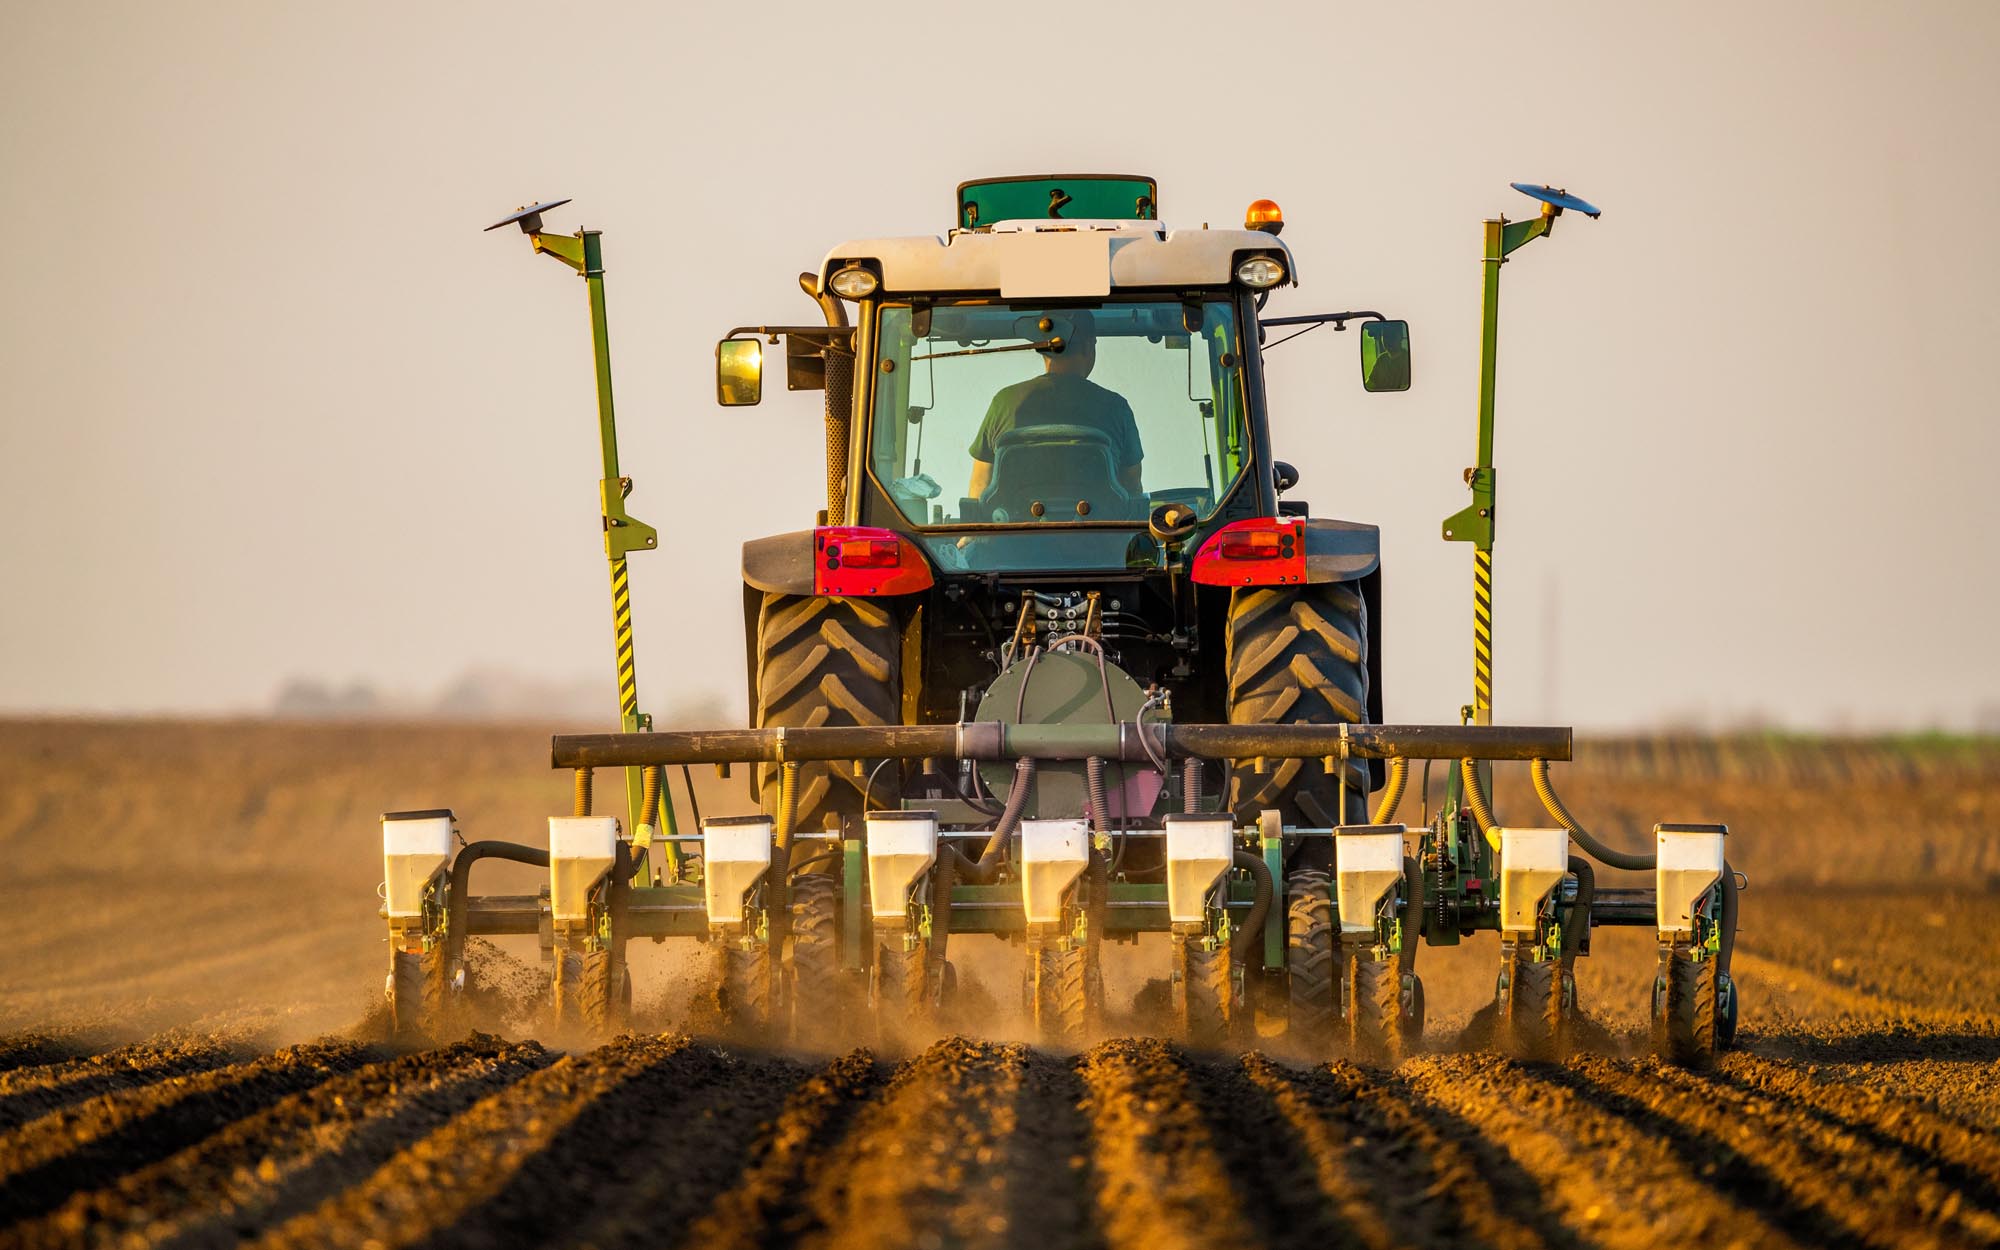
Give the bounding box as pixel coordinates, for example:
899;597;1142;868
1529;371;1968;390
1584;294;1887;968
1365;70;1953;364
1234;255;1287;289
828;264;879;299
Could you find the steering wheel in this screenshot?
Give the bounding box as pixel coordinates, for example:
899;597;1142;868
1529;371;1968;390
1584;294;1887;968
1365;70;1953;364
1148;501;1199;545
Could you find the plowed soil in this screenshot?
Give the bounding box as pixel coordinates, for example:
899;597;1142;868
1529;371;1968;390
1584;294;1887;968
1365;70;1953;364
4;720;1998;1249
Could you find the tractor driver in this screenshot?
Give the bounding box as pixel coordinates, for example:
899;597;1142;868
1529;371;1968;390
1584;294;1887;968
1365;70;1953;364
964;311;1143;500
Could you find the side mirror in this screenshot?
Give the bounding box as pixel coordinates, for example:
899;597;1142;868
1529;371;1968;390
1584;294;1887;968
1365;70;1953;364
1360;319;1411;393
1272;461;1299;493
716;338;764;406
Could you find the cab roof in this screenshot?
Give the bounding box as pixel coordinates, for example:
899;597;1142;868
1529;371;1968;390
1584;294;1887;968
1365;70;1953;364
818;221;1298;301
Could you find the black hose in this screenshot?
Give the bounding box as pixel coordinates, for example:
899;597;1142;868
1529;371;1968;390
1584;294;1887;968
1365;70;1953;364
1183;757;1203;814
680;764;702;829
1531;758;1656;871
443;840;552;974
1401;854;1427;973
950;756;1035;884
1086;757;1110;837
786;850;842;877
1228;849;1275;964
1562;855;1595;964
927;843;957;988
1085;845;1109;974
1718;859;1739;977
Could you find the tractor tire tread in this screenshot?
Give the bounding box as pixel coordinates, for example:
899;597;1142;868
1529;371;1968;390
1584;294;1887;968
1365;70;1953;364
1287;870;1338;1047
754;593;901;837
1225;585;1370;827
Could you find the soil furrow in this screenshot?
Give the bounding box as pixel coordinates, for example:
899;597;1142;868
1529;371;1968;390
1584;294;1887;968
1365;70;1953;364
6;1036;553;1250
0;1040;374;1227
0;1036;244;1130
536;1046;860;1250
0;1036;92;1074
679;1049;884;1249
782;1037;1096;1250
1402;1054;1810;1250
1569;1055;2000;1248
244;1034;705;1250
1733;952;1995;1029
1239;1054;1556;1250
1718;1054;2000;1209
1079;1038;1255;1250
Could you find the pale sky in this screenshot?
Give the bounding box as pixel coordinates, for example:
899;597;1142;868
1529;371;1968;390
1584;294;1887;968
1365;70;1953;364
3;2;1996;732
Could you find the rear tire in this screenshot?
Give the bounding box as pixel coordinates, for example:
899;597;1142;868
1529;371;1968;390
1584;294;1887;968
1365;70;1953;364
1655;950;1719;1063
1286;870;1338;1049
1224;584;1371;832
1497;949;1566;1061
753;593;901;837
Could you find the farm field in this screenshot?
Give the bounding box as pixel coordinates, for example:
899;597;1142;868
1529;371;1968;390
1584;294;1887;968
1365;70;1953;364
2;718;1997;1249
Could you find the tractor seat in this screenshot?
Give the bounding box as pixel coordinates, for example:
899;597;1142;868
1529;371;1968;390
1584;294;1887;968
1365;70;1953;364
977;424;1137;522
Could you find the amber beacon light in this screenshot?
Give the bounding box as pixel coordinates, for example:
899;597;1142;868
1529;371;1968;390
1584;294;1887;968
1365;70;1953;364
1244;199;1284;235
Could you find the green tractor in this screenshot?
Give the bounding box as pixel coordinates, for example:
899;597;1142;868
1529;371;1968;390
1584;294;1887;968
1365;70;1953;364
378;177;1740;1063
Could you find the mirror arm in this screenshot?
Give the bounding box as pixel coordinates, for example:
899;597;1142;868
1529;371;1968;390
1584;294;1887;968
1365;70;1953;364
1259;310;1387;331
799;271;849;328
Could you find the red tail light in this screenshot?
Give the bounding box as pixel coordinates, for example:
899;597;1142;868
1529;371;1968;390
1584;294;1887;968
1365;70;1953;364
1192;518;1306;586
830;538;901;568
814;526;934;596
1218;529;1283;560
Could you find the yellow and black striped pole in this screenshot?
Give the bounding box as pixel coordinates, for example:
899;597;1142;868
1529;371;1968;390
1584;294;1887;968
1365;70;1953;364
1472;548;1494;726
609;552;639;721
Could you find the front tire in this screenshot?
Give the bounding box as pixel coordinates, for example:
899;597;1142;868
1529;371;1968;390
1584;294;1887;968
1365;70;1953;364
1286;870;1339;1049
1178;940;1234;1049
1030;942;1089;1046
1497;948;1566;1062
1347;952;1421;1064
787;873;842;1040
389;947;449;1043
1655;950;1719;1063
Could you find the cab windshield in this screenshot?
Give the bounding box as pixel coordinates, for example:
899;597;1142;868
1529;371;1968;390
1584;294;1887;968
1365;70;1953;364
869;299;1250;527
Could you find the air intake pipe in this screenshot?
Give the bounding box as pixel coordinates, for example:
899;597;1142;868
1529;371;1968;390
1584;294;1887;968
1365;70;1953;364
801;272;853;522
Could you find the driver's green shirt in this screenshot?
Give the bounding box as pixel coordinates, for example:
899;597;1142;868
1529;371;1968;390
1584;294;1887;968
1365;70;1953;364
968;374;1143;466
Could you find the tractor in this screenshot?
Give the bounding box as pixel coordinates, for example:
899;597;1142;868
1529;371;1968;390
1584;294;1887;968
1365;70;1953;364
378;175;1740;1063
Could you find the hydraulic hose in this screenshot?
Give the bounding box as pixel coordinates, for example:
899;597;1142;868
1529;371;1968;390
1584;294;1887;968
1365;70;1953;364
1458;757;1501;851
927;842;957;988
1562;855;1596;964
1228;848;1275;964
1530;758;1656;871
1371;756;1409;825
948;756;1036;885
1085;845;1109;974
1719;860;1739;977
1400;854;1427;974
442;841;552;976
639;765;662;831
1086;757;1110;838
768;760;801;942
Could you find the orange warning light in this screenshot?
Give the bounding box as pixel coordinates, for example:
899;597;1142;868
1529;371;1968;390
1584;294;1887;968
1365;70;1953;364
1245;199;1284;235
